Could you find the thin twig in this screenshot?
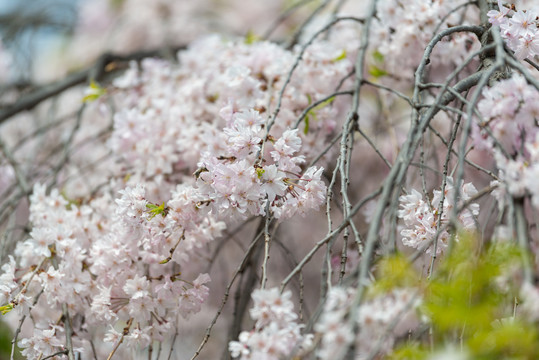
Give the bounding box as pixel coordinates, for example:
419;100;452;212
190;226;265;360
106;318;133;360
41;350;69;360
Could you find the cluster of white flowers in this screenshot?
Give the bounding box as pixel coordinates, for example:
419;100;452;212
196;113;326;220
229;288;312;359
474;74;539;154
314;287;356;359
0;181;218;359
398;178;480;254
315;287;421;360
473;73;539;207
2;0;538;358
106;35;345;219
357;288;421;358
490;132;539;208
488;0;539;60
371;0;480;86
0;31;352;359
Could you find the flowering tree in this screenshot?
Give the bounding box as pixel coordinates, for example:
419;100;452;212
0;0;539;359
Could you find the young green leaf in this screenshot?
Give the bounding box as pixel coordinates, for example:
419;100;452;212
82;80;107;103
146;202;166;219
332;49;347;62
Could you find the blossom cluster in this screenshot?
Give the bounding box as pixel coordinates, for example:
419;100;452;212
0;182;219;359
315;287;420;360
290;0;481;90
0;30;350;360
398;178;480;254
196;124;327;220
488;0;539;60
229;288;312;359
106;34;346;217
1;0;539;359
370;0;480;86
473;73;539;206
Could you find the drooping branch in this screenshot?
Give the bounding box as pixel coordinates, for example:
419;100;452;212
0;46;186;124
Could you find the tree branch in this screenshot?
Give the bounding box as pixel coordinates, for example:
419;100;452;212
0;46;186;124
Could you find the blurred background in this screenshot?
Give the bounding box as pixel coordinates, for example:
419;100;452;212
0;0;318;84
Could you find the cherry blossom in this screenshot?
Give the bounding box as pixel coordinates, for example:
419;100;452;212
229;288;312;360
1;1;539;359
398;178;479;254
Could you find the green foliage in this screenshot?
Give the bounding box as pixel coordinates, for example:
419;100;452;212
304;114;310;135
468;319;539;359
0;320;22;359
376;234;538;359
424;236;520;336
388;343;427;360
371;254;419;294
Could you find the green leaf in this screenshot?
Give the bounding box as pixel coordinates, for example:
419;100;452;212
312;96;335;111
82;80;106;103
332;49;347;62
0;304;13;315
373;50;384;63
146;202;166;220
244;30;261;45
368;65;388;78
303;115;310;135
424;234;521;335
